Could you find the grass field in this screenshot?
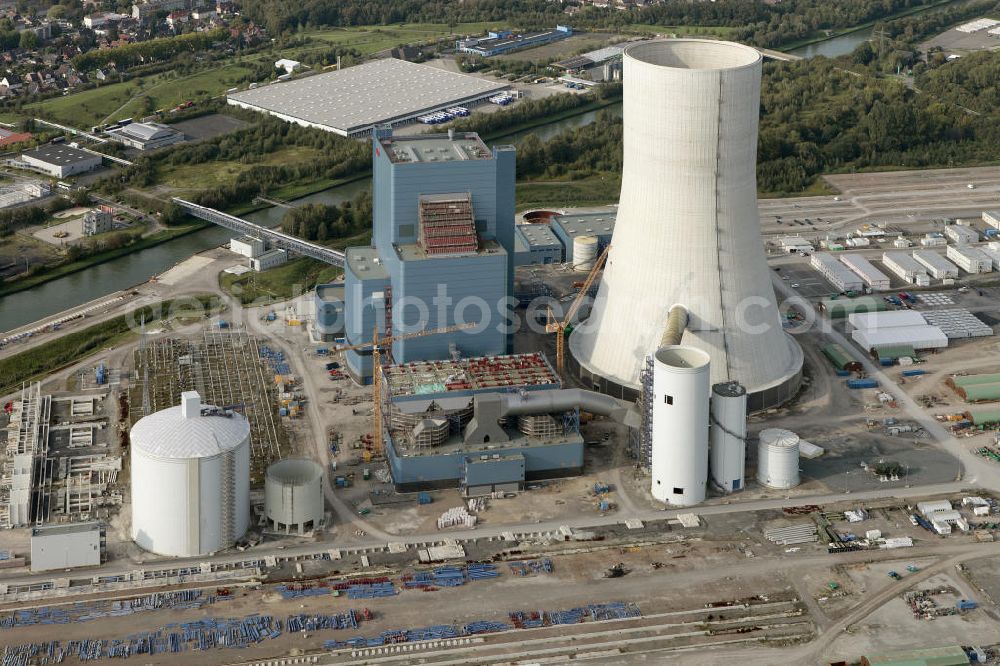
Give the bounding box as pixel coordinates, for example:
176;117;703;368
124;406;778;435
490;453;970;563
158;146;327;191
220;257;342;305
516;173;622;209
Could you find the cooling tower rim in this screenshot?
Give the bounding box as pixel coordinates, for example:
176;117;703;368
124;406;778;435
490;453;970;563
654;345;711;372
625;39;762;72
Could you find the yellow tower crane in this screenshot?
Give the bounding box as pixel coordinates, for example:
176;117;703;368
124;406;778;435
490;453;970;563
546;244;610;373
334;322;477;458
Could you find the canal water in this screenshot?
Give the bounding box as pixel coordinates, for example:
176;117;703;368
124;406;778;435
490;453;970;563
788;26;875;59
0;108;624;331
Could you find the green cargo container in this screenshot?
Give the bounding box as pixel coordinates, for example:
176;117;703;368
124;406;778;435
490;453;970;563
822;344;862;372
960;382;1000;403
952;373;1000;388
820;296;887;319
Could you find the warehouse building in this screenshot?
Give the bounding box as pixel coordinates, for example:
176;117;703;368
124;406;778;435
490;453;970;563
811;252;864;292
106;121;184;151
549;212;615;254
230;235;265;259
913;250;959;279
30;522;104;572
980;245;1000;270
882;252;930;286
514;223;563;265
456;26;572;57
227;59;511;138
946;245;993;274
20;145;103;178
840;253;891;291
250;248;288;272
775;235;814;253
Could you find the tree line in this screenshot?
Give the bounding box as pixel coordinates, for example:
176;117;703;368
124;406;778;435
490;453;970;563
513;55;1000;196
73;29;230;72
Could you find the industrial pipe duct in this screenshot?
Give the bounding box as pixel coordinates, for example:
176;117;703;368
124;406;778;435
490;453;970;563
464;389;639;445
660;305;689;347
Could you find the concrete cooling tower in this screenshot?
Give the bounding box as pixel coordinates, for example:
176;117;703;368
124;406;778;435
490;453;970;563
568;39;802;411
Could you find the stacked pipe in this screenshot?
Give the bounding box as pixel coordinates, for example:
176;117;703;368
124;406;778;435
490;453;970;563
764;523;818;545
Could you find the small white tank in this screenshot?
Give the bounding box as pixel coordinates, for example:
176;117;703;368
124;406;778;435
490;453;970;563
757;428;800;489
572;235;599;272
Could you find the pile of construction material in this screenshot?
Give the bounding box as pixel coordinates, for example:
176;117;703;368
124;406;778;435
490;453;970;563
764;523;818;545
438;506;477;529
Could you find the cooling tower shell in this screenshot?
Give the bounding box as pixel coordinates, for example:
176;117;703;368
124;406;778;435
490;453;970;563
265;458;325;534
568;39;802;411
710;381;747;493
130;397;250;557
757;428;800;489
651;345;710;507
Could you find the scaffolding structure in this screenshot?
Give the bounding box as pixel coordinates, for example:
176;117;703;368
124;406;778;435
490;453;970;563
385;352;559;398
517;414;561;440
0;383;50;529
630;354;654;469
418;193;478;255
129;329;286;479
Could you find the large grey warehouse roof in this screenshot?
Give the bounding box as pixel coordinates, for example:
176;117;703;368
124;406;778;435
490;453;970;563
22;144;99;165
227;58;510;136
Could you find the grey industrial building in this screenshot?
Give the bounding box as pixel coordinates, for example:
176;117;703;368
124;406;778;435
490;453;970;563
106;122;184;150
313;282;345;340
30;522;104;572
514;223;564;265
21;145;103;178
549;212;616;252
226;59;511;137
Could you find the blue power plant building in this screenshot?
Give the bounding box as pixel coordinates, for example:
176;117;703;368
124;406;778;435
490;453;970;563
344;130;516;383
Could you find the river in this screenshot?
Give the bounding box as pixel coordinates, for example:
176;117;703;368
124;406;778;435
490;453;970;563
0;107;624;331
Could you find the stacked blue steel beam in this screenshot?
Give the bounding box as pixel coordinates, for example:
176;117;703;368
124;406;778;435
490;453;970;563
275;585;333;600
284;611;358;632
346;582;396;599
259;345;290;375
464;620;510;635
588;602;641;621
508;559;554;576
0;590;227;630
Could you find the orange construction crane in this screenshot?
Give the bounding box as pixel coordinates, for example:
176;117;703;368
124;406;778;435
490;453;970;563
546;244;610;372
334;322;477;458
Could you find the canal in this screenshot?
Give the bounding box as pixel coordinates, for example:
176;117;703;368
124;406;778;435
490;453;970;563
788;26;875;59
0;107;624;331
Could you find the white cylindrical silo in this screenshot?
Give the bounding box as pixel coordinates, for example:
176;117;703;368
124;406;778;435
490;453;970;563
130;391;250;557
757;428;800;490
651;345;710;506
710;381;747;492
265;458;325;535
572;235;599;272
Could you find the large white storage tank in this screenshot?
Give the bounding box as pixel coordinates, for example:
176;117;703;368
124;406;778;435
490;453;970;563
757;428;800;490
572;235;599;272
710;381;747;492
265;458;324;535
130;391;250;557
651;345;710;506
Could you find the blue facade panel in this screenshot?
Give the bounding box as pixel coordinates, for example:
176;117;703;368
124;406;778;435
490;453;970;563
463;454;525;487
392;250;508;361
344;249;389;382
387;437;583;487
